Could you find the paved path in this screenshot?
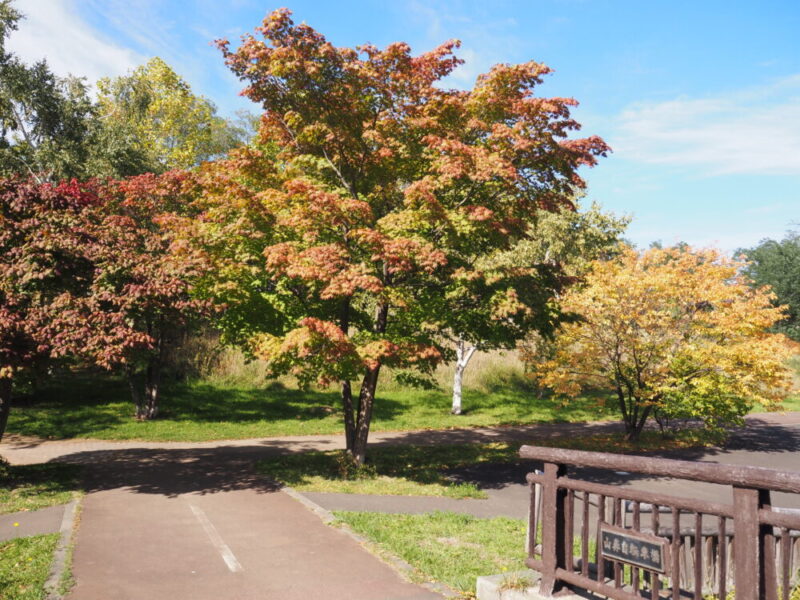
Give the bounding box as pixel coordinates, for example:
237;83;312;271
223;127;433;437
0;504;65;542
0;418;633;465
67;452;439;600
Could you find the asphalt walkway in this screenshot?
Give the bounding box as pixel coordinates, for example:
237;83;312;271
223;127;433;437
0;504;65;542
67;451;439;600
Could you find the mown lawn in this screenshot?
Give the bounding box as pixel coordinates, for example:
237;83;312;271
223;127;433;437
6;374;616;442
0;534;59;600
335;511;528;596
0;463;83;515
257;431;719;498
6;372;797;443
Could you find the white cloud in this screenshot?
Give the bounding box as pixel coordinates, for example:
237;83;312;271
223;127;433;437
6;0;143;84
613;76;800;176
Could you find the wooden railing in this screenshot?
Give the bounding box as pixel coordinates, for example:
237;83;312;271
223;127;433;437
519;446;800;600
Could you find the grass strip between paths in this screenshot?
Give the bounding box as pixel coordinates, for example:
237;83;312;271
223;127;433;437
0;534;60;600
0;463;83;515
257;430;717;498
334;511;527;598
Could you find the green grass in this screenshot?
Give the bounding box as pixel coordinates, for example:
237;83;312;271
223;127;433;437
334;511;527;597
7;370;797;443
257;431;717;498
0;463;83;515
0;534;59;600
6;373;616;442
752;394;800;412
257;443;520;498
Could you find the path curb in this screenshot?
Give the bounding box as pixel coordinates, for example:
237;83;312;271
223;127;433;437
45;497;82;600
281;485;459;599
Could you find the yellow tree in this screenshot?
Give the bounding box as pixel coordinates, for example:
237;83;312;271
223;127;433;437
536;245;796;440
96;57;243;172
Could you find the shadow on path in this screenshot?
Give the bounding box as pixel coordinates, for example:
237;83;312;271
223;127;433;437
7;413;799;503
64;447;284;498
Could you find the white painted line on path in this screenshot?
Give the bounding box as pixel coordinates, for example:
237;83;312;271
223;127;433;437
188;503;244;573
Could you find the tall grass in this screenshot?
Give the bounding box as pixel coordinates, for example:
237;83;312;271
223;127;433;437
186;331;534;397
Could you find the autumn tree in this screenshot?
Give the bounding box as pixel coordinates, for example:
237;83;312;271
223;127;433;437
739;230;800;340
0;178;101;440
73;173;211;420
96;58;247;173
536;245;795;440
451;200;629;414
184;9;607;463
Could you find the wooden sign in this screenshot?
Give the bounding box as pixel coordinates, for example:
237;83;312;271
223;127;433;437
598;523;670;574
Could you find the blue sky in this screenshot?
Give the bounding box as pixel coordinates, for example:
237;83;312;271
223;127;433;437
7;0;800;251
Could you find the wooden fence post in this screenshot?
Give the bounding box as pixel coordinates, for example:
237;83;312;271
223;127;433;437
539;461;568;596
733;486;775;600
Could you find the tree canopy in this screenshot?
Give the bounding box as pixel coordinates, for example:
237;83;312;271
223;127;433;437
739;230;800;340
96;57;247;173
536;245;795;439
0;1;100;181
175;9;609;463
0;178;102;439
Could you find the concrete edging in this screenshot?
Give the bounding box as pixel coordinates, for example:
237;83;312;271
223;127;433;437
45;496;82;600
476;570;595;600
280;485;459;598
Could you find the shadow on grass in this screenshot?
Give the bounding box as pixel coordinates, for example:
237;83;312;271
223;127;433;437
0;463;83;514
7;373;401;439
257;443;519;493
7;370;614;441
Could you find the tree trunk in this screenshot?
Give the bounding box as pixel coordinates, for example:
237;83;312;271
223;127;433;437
345;301;389;466
342;380;356;451
350;366;381;465
339;299;357;452
136;321;166;421
623;402;652;442
137;355;161;420
0;377;12;443
451;339;477;415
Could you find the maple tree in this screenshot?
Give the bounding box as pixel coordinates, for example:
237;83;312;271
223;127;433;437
176;9;609;464
536;245;796;440
0;177;100;440
0;172;208;434
72;173;210;420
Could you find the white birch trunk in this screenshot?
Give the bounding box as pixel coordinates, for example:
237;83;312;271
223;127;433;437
451;339;477;415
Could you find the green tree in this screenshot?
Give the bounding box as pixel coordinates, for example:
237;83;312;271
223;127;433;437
739;230;800;340
0;2;94;181
450;200;629;414
179;9;608;464
0;2;154;180
96;57;246;172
